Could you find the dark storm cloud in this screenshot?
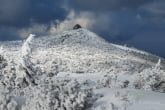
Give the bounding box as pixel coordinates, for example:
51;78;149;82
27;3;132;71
0;26;20;41
0;0;68;40
65;0;165;57
66;0;165;42
89;10;141;41
125;31;165;58
66;0;154;11
0;0;67;27
65;0;165;40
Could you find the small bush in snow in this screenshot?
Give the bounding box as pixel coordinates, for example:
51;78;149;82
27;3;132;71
0;87;18;110
0;55;7;70
135;61;165;92
22;78;94;110
98;73;118;88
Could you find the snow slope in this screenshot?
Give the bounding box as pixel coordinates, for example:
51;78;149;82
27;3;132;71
0;28;165;110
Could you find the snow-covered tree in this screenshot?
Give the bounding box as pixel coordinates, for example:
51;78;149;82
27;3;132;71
135;65;165;92
0;86;18;110
0;46;3;54
0;46;7;70
154;59;161;70
21;34;35;67
0;55;7;70
22;78;94;110
17;34;40;87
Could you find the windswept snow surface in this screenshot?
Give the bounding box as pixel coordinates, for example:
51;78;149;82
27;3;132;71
0;28;165;110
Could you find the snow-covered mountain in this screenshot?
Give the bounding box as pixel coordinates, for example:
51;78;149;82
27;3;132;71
0;28;165;110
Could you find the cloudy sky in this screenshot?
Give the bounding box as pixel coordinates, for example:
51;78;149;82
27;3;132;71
0;0;165;57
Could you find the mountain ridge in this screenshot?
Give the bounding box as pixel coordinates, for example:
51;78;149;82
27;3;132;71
1;28;165;68
0;28;165;110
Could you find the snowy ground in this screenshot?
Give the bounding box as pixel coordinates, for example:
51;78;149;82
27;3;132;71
93;88;165;110
0;29;165;110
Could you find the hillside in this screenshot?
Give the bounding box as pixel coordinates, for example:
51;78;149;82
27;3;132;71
0;28;165;110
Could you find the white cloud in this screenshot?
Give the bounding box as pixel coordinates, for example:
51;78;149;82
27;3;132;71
18;23;48;38
17;11;97;38
16;11;96;38
49;11;95;35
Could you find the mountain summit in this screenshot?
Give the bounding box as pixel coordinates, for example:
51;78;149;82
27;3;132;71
0;28;165;110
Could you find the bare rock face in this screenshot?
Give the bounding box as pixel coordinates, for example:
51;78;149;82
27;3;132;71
73;24;82;30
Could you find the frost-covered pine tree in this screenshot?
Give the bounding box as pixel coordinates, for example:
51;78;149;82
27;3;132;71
135;58;165;92
154;59;161;70
0;46;7;70
17;34;40;86
21;34;35;67
0;46;3;54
